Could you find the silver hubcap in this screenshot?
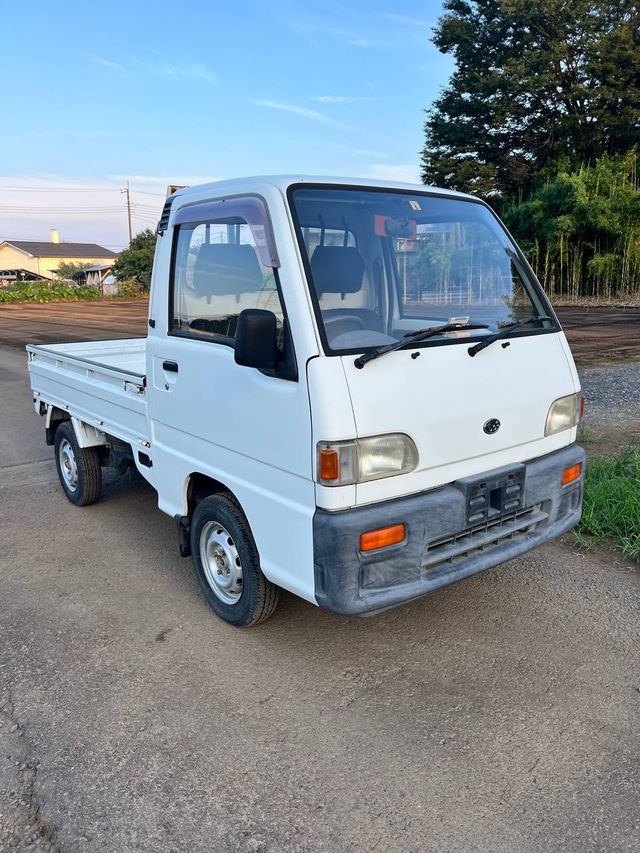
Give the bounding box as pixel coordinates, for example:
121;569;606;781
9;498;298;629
200;521;243;604
58;438;78;491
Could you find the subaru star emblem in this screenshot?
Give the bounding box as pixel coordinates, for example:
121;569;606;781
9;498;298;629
483;418;501;435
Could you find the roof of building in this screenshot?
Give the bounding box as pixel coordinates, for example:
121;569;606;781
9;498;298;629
73;263;115;273
0;240;118;259
0;268;49;280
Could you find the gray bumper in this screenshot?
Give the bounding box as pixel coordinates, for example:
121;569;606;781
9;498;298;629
313;444;585;616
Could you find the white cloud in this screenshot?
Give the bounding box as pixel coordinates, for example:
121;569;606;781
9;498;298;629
87;54;217;84
85;54;123;70
312;95;373;104
145;61;217;84
384;13;434;28
253;99;337;125
108;174;218;187
365;164;422;184
315;141;388;159
282;15;394;48
348;37;394;48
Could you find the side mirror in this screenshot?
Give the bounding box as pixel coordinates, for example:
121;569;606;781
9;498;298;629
234;309;278;371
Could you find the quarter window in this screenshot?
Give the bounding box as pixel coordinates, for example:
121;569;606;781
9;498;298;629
171;218;285;346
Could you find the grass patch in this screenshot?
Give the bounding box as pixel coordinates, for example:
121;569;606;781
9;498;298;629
576;423;593;444
575;447;640;561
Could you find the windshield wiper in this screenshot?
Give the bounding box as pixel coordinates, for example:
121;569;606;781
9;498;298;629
467;315;552;357
354;322;490;369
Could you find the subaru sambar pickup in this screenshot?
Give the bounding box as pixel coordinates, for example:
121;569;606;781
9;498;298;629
27;176;585;626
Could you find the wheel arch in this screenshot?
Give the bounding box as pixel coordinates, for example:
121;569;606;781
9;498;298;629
186;472;236;517
44;404;70;445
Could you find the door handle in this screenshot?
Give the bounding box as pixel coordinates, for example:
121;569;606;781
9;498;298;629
162;360;179;373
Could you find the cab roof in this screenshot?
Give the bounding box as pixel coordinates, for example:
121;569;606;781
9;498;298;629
171;175;476;203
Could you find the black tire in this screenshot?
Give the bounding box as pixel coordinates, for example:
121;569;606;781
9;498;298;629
53;421;102;506
190;493;279;626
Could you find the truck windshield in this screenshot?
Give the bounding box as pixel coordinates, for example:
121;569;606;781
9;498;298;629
289;186;554;355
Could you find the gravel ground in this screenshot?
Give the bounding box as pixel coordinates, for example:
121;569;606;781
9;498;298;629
2;340;640;851
578;361;640;432
0;699;59;852
1;346;640;852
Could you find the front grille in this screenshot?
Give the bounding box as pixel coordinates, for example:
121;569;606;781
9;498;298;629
421;505;547;573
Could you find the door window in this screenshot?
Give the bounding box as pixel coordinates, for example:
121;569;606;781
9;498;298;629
171;218;285;346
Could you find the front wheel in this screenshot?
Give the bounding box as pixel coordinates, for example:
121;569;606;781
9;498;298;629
190;493;279;626
54;421;102;506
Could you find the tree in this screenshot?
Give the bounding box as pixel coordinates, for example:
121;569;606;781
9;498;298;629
421;1;640;199
53;261;92;281
113;229;157;287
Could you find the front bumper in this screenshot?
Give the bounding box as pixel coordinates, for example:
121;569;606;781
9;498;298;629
313;444;585;616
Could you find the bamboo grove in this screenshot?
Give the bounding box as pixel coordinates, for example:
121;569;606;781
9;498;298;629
503;151;640;302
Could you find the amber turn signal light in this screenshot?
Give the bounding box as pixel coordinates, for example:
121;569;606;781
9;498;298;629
360;523;406;552
562;463;582;486
319;449;340;481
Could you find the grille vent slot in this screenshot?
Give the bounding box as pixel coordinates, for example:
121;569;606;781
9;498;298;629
422;505;547;573
157;198;174;235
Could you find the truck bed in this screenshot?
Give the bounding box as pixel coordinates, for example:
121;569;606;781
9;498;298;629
27;339;149;448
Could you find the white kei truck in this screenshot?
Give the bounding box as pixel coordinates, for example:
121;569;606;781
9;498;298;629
27;176;585;626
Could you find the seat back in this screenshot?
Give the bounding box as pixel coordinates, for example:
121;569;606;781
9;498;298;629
309;245;364;295
193;243;263;298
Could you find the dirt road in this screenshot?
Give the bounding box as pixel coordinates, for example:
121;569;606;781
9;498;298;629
0;300;637;366
1;311;640;850
557;306;640;366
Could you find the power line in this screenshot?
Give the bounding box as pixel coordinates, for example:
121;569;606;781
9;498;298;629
0;179;163;245
0;185;122;193
0;185;166;196
0;184;166;197
0;208;128;214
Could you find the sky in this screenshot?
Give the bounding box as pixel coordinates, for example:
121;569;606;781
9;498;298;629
0;0;452;250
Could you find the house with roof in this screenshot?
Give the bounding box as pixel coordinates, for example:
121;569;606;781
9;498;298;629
72;264;118;295
0;230;118;285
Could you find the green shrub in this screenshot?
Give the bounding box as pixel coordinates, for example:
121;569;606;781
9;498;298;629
112;279;148;298
0;280;102;304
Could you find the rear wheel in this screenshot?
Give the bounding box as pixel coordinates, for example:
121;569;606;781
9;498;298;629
190;493;279;626
54;421;102;506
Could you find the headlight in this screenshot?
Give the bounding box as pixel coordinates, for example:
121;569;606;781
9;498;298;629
317;434;418;486
545;392;581;436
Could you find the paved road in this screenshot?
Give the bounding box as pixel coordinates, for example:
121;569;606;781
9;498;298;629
1;345;639;852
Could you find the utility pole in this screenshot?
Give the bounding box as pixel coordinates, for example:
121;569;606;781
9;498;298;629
121;181;133;244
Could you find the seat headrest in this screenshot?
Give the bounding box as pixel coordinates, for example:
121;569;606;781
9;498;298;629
192;243;263;298
310;246;364;295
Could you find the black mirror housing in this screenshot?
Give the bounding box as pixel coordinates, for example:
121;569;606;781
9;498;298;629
234;309;278;371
